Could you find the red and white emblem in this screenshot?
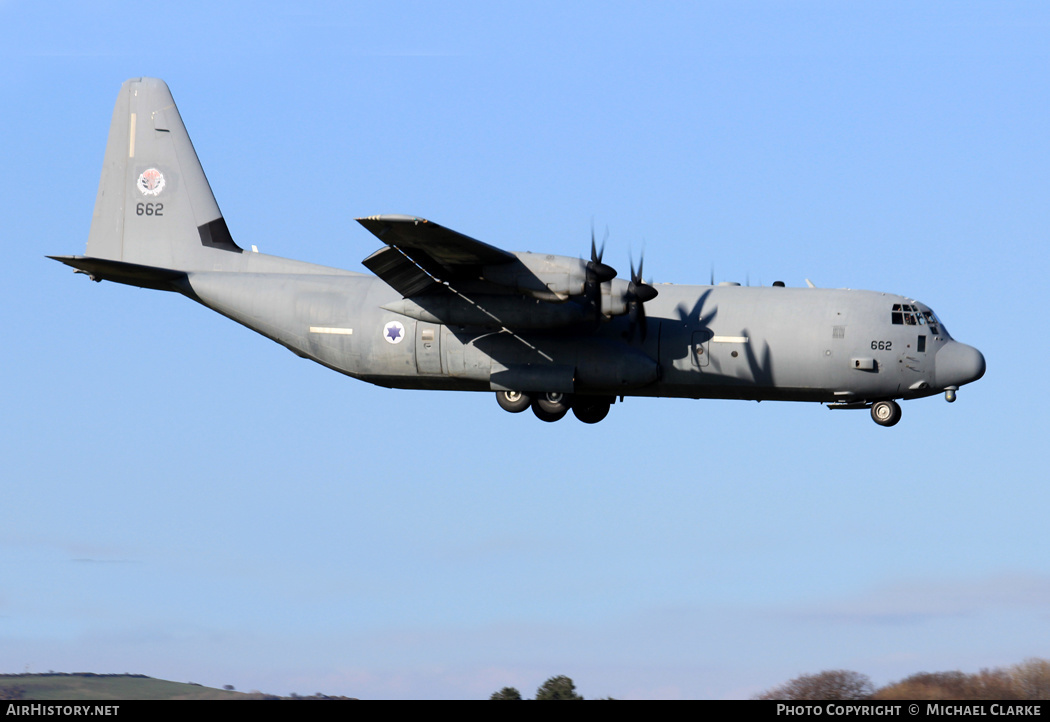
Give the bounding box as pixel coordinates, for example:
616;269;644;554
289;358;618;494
137;168;165;196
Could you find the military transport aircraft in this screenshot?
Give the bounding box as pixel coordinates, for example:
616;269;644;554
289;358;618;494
52;78;985;426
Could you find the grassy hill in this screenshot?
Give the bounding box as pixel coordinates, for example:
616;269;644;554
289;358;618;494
0;674;266;700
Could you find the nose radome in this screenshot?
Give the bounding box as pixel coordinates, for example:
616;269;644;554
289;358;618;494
936;342;986;389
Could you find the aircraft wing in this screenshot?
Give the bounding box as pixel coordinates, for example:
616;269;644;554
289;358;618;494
358;215;515;296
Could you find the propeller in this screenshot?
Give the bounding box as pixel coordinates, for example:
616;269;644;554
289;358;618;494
581;225;657;340
582;224;617;323
588;225;616;283
626;250;658;341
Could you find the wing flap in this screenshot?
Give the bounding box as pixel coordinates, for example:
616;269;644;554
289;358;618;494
361;246;440;298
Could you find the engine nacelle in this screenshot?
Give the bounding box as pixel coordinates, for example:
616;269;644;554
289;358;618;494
599;278;633;317
481;252;589;302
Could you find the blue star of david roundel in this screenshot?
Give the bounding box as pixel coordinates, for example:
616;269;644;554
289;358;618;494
383;320;406;344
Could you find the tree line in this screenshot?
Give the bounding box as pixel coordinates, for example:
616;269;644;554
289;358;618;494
756;658;1050;700
490;675;590;700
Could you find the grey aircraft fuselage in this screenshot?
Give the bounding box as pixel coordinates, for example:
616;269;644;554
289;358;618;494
52;78;986;426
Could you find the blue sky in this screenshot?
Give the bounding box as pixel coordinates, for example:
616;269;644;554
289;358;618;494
1;1;1048;699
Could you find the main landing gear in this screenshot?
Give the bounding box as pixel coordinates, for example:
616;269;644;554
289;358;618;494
870;399;902;427
495;390;531;413
495;391;613;424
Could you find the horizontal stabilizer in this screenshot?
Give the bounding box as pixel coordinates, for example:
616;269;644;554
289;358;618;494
49;255;186;291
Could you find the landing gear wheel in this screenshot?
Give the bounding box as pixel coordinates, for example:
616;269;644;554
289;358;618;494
496;390;532;413
870;400;902;427
532;392;571;422
572;399;611;424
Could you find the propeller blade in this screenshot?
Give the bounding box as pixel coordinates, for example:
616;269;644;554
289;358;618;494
587;224;616;282
627;297;645;342
590;225;609;265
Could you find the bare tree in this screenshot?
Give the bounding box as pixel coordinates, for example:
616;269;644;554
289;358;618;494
876;668;1019;700
756;670;874;700
1010;659;1050;700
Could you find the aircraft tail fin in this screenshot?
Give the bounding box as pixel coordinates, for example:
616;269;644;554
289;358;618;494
85;78;243;271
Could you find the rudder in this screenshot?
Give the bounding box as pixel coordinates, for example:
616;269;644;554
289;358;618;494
86;78;242;271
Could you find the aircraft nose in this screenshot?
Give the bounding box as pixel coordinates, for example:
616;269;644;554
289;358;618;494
935;341;986;389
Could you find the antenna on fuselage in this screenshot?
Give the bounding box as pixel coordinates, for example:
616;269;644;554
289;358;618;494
805;278;816;288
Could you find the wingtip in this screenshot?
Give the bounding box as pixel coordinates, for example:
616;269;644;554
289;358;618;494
356;214;428;224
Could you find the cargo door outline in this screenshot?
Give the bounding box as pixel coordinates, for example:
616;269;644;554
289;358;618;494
415;322;443;374
691;330;711;368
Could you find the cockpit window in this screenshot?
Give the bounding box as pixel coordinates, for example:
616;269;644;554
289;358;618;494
892;304;940;335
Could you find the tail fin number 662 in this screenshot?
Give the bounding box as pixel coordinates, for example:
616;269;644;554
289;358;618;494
136;202;163;216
